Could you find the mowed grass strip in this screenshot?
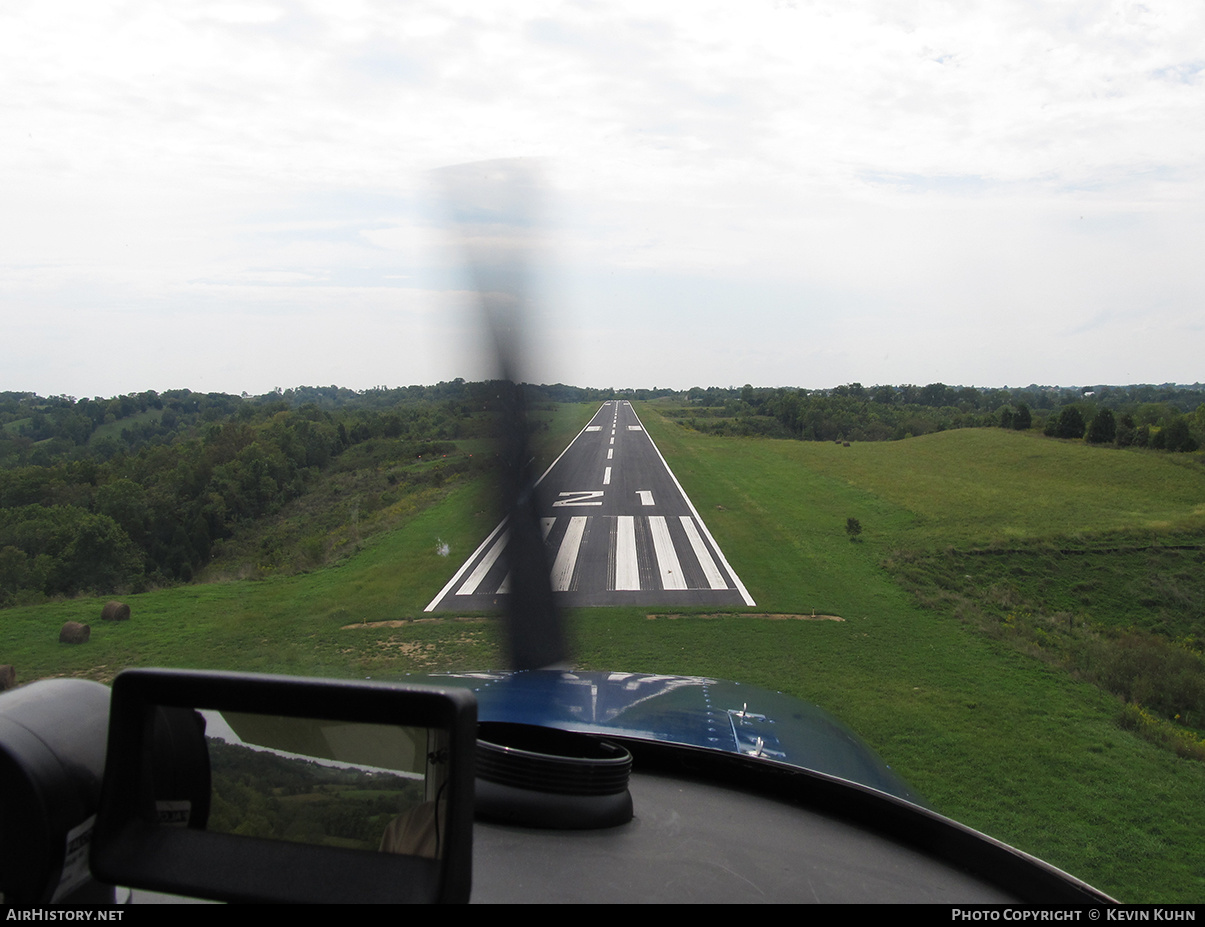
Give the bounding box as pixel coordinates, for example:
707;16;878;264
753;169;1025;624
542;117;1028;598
644;411;1205;549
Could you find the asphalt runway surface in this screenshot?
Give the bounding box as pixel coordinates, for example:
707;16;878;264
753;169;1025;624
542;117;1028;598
425;402;755;611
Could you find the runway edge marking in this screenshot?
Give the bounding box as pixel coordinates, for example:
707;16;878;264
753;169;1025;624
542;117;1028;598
424;404;608;612
626;403;756;607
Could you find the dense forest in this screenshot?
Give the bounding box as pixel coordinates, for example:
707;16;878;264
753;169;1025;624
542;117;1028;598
2;379;1203;606
207;738;425;848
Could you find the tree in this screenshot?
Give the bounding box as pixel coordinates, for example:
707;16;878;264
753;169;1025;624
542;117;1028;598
1053;407;1086;440
1086;408;1116;445
846;517;863;542
1162;416;1199;453
1013;403;1032;431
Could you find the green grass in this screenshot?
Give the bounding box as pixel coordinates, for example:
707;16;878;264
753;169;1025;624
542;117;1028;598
87;408;164;444
643;414;1205;552
4;402;1205;901
0;478;504;683
627;406;1205;901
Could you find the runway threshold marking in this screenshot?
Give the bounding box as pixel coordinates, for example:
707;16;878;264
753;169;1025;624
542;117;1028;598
615;515;639;590
427;401;756;610
680;516;727;590
457;529;508;596
550;516;587;591
649;516;686;589
626;403;756;608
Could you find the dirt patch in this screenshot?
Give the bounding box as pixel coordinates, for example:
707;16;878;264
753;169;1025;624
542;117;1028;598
341;617;490;629
379;641;436;656
647;612;844;622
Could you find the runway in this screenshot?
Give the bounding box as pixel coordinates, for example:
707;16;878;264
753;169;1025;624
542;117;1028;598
425;401;755;611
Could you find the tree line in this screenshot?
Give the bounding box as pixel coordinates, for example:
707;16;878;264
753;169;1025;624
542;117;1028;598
668;382;1205;451
3;379;1202;606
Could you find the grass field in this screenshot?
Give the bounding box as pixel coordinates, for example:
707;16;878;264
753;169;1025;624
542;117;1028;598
626;407;1205;902
3;402;1204;901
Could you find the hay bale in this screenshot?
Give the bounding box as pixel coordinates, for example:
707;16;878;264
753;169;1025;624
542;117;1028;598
101;600;130;622
59;622;91;644
0;665;14;691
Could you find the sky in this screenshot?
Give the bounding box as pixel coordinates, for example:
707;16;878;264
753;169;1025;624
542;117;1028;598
3;0;1203;398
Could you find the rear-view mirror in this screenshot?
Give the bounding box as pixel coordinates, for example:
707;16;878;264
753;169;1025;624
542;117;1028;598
90;669;475;903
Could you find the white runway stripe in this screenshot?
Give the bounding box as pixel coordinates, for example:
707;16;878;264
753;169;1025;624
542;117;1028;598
615;515;639;590
603;466;611;485
680;516;728;589
457;529;508;595
625;403;756;608
649;516;686;590
550;516;587;591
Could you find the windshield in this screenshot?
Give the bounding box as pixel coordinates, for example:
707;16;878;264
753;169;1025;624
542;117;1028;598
2;1;1203;906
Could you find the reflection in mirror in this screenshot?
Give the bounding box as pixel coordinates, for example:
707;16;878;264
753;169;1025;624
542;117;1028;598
190;712;449;858
94;671;475;904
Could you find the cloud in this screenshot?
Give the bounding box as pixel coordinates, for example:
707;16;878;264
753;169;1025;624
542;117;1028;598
2;0;1203;395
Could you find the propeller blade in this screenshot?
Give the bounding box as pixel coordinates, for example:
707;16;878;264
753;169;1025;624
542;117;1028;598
435;160;569;671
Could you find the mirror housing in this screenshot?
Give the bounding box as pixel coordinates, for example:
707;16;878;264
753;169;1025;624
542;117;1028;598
0;679;114;904
90;669;475;904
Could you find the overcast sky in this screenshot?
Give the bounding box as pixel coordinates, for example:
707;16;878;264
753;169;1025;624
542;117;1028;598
4;1;1203;398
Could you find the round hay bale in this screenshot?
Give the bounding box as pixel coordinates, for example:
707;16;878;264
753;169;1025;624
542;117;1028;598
101;600;130;622
0;665;15;691
59;622;91;645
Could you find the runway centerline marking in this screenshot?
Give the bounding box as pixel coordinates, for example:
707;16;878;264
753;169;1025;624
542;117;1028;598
426;401;757;611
